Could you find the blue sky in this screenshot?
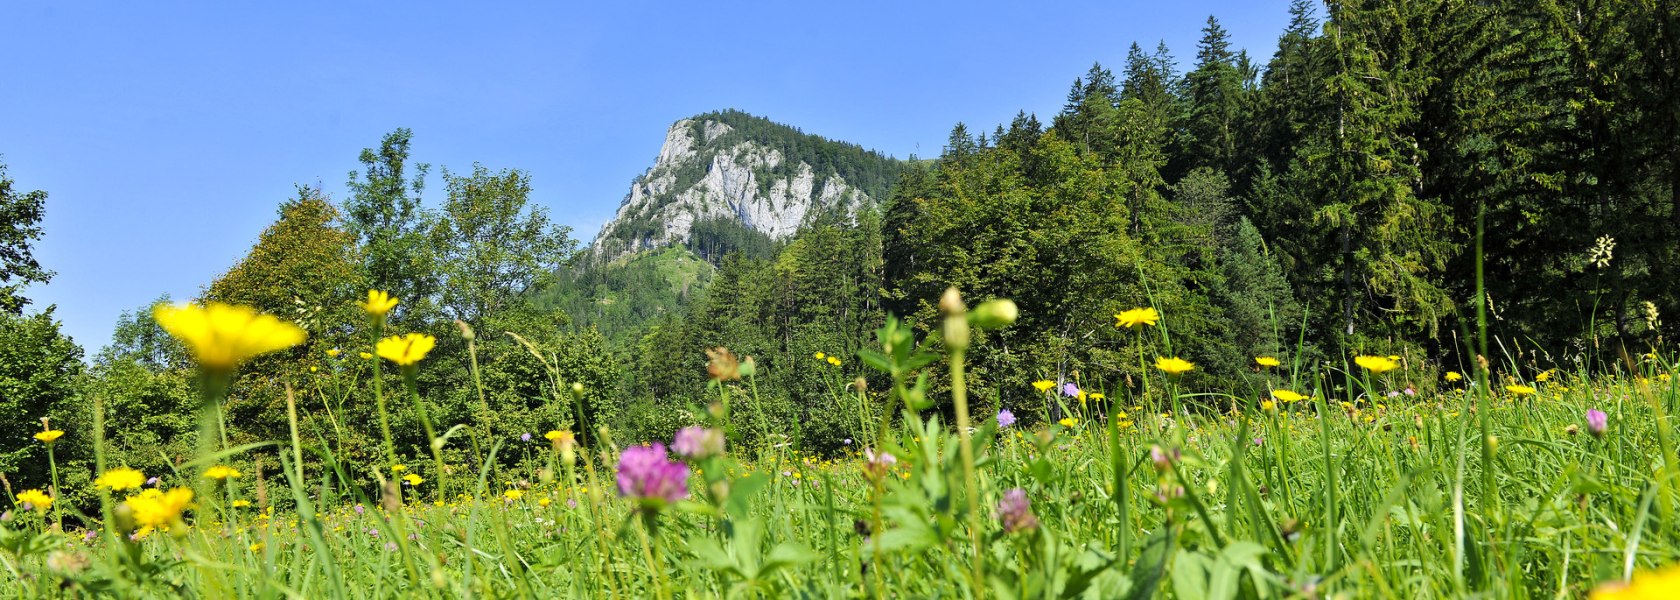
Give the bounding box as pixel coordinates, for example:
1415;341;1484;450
1;1;1297;354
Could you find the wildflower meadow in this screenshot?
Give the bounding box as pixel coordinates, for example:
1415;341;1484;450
0;282;1676;599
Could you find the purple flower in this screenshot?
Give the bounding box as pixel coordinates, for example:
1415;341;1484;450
145;477;160;487
83;529;97;542
995;488;1039;533
1062;383;1080;397
843;438;853;445
385;542;397;552
615;443;689;507
1587;409;1608;438
997;409;1017;428
520;433;533;443
671;426;725;460
353;504;365;515
863;449;897;479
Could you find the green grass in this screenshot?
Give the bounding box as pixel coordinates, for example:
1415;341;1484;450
3;311;1678;598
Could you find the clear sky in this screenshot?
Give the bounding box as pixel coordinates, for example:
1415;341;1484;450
1;1;1297;355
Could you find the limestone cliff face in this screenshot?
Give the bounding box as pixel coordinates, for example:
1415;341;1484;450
591;114;885;260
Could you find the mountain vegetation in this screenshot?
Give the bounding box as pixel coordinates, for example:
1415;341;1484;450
0;1;1678;596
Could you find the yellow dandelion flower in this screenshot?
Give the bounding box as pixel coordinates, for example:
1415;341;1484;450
1445;371;1463;382
1260;400;1277;412
1090;392;1105;401
1058;417;1078;428
326;348;341;358
203;465;242;480
124;487;194;528
16;489;51;512
544;430;571;442
359;351;373;360
359;290;399;317
1114;307;1160;329
34;430;63;444
249;542;265;552
1594;563;1680;599
1505;384;1536;396
814;352;825;360
95;467;146;491
1271;390;1308;403
1354;355;1400;374
827;356;842;367
391;464;407;473
1032;380;1056;392
403;473;423;486
153;302;307;373
1255;356;1281;368
1155;356;1195;375
376;333;436;367
231;500;252;508
503;489;524;501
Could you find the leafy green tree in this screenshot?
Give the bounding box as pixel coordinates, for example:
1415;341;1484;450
431;164;574;326
0;161;53;314
0;307;84;489
201;188;366;444
344;129;437;320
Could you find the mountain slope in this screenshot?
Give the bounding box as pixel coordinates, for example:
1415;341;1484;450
591;110;902;262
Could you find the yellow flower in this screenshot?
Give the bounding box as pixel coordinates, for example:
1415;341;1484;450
1271;390;1308;403
1032;380;1056;392
124;487;194;528
16;489;51;512
359;290;399;317
95;467;146;491
203;465;242;480
1505;384;1537;396
1445;371;1463;382
231;500;252;508
1354;355;1399;374
1114;307;1160;329
1255;356;1281;368
1058;417;1078;428
503;489;524;501
376;333;436;367
544;430;572;443
249;542;265;552
34;430;63;444
1594;563;1680;599
153;302;307;373
1090;392;1105;401
1537;369;1556;383
538;497;553;507
359;351;373;360
1155;356;1195;375
1260;400;1277;412
391;464;407;473
402;473;423;486
827;356;842;367
326;348;341;358
814;352;825;360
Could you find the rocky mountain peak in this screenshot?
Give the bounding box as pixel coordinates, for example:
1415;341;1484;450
591;110;899;262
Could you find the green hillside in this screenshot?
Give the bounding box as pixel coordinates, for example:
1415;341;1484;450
533;246;715;344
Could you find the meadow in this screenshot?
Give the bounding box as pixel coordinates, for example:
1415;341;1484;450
0;289;1676;599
